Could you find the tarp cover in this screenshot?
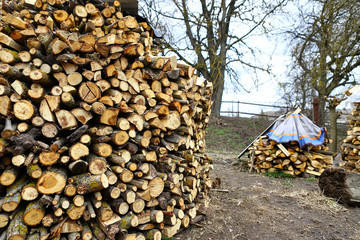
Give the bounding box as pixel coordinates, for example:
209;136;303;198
266;113;326;148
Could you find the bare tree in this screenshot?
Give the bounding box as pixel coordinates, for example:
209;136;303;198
279;67;316;117
140;0;287;116
290;0;360;125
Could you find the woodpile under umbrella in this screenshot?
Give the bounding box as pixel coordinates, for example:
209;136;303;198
0;0;214;239
248;135;333;176
246;112;334;177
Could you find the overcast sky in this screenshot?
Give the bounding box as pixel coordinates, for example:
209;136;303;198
140;0;357;117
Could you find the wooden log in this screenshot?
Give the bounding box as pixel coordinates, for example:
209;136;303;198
144;229;161;240
60;219;82;233
120;213;139;230
148;177;164;198
79;82;101;104
129;179;148;191
85;200;96;219
111;131;129;146
150;210;164;224
68;232;81;240
21;181;39;201
0;96;12;117
69;143;89;160
95;201;113;222
23;201;45;226
1;192;21;212
110;199;129;215
0;213;9;228
66;203;86;220
73;195;85;207
0;166;18;186
319;168;360;205
0;32;23;51
81;223;92;240
102;186;121;199
162;219;181;238
55;110;77;130
14;100;35;121
37;168;67;195
92;143;112;158
41;123;58;138
90;221;106;240
119;169;133;183
70;173;109;195
108;153;127;167
131;198;145;214
1;118;18;139
97;213;121;239
86;155;107;175
39;151;60;166
68;160;88;174
104;170;118;185
124;190;136;204
6;211;28;240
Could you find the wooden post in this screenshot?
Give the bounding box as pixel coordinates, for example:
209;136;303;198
237;101;240;117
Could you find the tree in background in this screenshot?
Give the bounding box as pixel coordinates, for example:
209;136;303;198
140;0;286;116
290;0;360;126
279;67;316;118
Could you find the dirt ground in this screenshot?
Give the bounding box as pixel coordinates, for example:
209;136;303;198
175;153;360;240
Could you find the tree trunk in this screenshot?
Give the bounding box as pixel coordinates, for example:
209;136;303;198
329;104;338;153
319;97;326;126
209;58;225;117
211;77;224;117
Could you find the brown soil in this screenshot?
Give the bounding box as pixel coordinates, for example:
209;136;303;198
176;156;360;240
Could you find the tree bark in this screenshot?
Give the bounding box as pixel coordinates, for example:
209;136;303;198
329;104;338;153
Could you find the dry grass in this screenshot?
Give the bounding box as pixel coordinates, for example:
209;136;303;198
280;189;348;215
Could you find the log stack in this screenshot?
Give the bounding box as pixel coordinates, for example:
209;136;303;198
0;0;214;239
248;136;333;176
340;103;360;172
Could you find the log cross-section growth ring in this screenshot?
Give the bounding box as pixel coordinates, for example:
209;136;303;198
36;168;67;195
79;82;101;103
14;100;35;121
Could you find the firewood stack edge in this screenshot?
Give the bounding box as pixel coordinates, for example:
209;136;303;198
0;0;214;239
248;136;333;176
340;103;360;171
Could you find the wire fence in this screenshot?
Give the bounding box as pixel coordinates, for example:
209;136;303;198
220;101;297;118
220;100;350;125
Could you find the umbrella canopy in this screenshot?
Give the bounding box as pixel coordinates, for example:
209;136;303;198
266;113;326;148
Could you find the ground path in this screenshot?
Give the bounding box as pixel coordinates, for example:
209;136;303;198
175;153;360;240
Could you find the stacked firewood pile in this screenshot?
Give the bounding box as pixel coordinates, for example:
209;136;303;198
248;136;333;176
0;0;213;239
340;103;360;172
